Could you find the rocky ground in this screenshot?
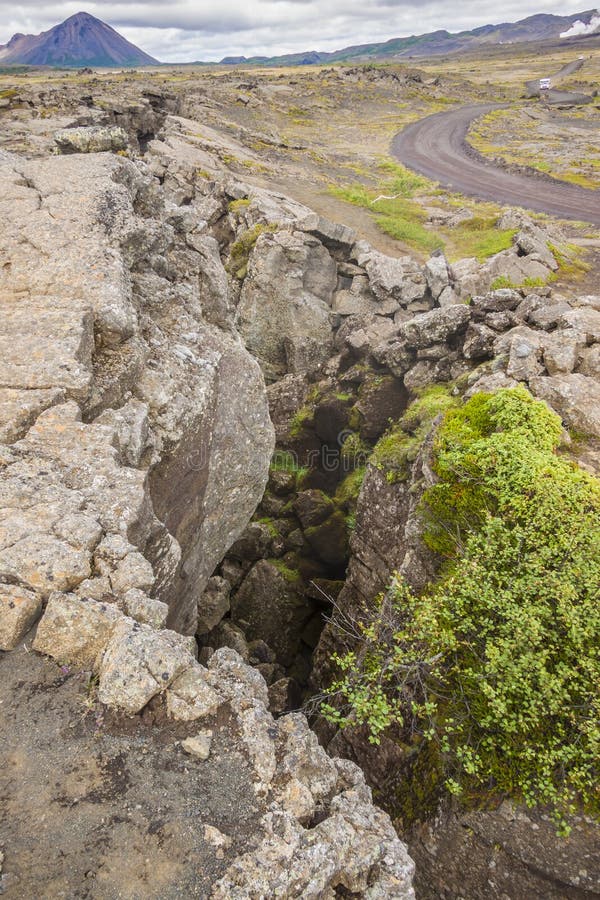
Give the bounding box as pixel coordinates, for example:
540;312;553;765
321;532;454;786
470;104;600;189
0;54;599;899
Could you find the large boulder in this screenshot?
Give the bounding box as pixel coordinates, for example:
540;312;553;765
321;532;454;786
529;374;600;438
54;125;128;154
398;304;471;349
98;618;196;714
231;559;314;666
237;230;337;381
354;242;429;307
424;252;452;303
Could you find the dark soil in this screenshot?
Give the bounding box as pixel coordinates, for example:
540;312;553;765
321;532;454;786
0;643;264;899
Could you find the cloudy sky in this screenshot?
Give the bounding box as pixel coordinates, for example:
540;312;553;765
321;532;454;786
0;0;595;61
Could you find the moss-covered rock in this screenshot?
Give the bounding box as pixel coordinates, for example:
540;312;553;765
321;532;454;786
230;558;313;666
293;489;335;529
304;510;349;568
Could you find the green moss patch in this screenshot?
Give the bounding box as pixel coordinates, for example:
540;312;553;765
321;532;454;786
227;223;277;280
370;385;458;483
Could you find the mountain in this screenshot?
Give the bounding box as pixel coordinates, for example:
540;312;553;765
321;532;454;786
0;12;159;67
217;9;600;66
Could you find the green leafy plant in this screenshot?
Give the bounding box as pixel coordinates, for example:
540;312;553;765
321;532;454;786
324;387;600;831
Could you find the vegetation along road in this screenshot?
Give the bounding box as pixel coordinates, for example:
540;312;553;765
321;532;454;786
392;103;600;226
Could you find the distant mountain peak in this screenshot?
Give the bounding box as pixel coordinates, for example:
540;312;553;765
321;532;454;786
0;11;159;67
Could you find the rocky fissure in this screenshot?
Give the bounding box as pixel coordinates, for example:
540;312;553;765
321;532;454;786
0;142;417;897
0;101;599;899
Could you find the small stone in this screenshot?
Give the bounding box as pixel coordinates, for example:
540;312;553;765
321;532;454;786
181;730;213;760
203;824;232;858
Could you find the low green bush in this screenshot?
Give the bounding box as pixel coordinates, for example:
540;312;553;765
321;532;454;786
324;387;600;831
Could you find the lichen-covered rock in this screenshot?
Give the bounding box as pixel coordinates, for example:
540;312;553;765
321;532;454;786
462;322;496;360
471;288;522;314
277;713;339;803
399;304;470;349
212;801;415;899
298;212;357;250
54;125;128;153
166;663;222;721
98;618;195;713
529;373;600;438
0;533;91;598
424;252;452;302
120;589;169;629
232;697;278;789
207;647;270;706
33;592;122;668
0;151;274;638
354;242;428;308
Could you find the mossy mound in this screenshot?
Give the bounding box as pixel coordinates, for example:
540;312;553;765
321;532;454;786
325;386;600;831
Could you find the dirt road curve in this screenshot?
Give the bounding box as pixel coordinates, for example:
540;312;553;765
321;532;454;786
391;104;600;227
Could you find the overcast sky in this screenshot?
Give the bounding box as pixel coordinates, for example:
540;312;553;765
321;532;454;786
0;1;595;62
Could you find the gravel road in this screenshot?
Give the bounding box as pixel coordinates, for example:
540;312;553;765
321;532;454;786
392;103;600;226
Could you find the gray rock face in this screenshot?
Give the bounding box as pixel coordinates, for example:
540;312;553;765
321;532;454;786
196;576;231;635
530;373;600;437
231;560;312;666
0;151;274;639
399;304;471;349
237;230;337;381
354;242;429;307
424;252;452;302
98;618;196;714
297;211;357;250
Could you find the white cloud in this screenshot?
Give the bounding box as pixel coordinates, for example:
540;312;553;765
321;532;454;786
0;0;594;62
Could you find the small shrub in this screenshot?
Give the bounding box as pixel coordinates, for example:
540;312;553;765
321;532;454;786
228;198;250;214
490;275;516;290
324;387;600;831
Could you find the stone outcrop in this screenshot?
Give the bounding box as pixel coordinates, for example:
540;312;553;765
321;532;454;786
0;149;274;636
54;124;129;154
0;146;416;897
2;97;599;898
237;229;337;381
